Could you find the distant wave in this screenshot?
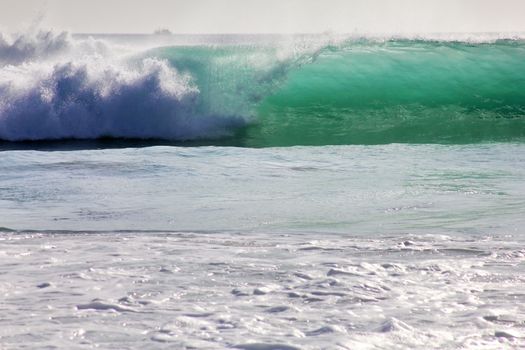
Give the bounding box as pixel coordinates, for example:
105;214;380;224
0;31;524;145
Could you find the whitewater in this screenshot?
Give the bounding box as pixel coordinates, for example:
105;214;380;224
1;31;525;349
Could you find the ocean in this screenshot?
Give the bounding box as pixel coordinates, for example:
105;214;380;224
0;32;524;349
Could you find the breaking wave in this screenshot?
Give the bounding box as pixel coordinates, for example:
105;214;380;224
0;31;248;141
0;31;524;145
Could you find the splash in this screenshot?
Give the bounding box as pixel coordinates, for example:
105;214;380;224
0;31;524;145
0;31;247;141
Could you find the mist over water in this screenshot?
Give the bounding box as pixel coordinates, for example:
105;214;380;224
4;0;525;34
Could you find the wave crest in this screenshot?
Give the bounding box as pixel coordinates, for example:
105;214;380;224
0;32;247;141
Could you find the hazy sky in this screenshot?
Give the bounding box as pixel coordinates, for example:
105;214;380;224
1;0;525;34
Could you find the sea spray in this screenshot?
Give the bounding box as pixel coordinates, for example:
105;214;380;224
0;31;246;141
0;31;524;145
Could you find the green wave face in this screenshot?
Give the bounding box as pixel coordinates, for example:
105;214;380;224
247;41;525;146
158;40;525;147
154;45;290;119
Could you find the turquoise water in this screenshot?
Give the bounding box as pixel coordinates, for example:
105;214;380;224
1;143;524;234
1;34;524;145
1;33;524;232
1;33;525;349
155;40;525;146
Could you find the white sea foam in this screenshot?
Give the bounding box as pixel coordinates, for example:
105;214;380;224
0;141;524;348
0;30;246;141
0;231;524;349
